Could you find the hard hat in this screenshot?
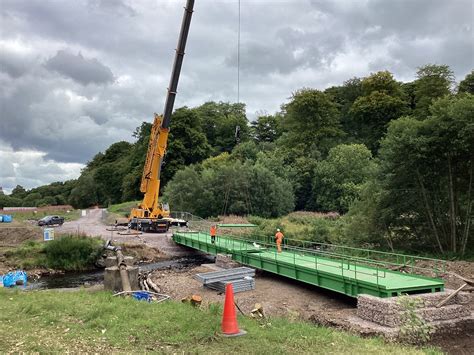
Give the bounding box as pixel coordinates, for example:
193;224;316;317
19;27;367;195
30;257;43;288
277;228;280;232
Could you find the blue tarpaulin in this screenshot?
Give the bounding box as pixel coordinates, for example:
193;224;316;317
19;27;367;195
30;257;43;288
2;270;27;287
0;215;12;223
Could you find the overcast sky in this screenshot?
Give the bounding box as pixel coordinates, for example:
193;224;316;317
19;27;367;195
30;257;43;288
0;0;472;193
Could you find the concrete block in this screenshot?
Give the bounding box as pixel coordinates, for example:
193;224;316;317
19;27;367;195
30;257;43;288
104;266;139;292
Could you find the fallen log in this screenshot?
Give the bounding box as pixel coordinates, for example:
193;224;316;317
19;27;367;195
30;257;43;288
146;276;161;293
436;283;467;308
447;272;474;286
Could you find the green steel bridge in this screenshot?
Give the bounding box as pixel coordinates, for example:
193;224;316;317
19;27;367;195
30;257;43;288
172;230;445;298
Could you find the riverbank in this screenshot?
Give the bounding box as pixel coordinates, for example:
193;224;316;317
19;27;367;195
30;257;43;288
0;288;436;354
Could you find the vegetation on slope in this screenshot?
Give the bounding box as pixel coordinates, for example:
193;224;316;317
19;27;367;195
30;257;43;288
4;236;103;271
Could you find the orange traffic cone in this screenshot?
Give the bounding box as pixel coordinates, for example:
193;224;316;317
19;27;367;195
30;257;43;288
221;283;246;337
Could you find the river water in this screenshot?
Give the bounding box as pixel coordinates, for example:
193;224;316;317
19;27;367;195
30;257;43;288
26;254;214;290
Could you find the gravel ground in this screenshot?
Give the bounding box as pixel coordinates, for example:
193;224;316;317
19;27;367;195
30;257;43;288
151;264;356;321
57;208;192;256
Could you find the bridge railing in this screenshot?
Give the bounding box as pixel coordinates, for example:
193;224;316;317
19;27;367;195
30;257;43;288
175;230;446;280
174;231;391;286
245;233;446;278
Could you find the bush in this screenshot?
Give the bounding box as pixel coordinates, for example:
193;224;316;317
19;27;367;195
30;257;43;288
248;212;347;246
44;236;103;271
398;296;433;344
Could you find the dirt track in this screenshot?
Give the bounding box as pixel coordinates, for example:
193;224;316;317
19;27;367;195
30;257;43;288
57;209;191;256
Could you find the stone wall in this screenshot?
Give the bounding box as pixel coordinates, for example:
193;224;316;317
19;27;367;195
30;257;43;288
357;291;472;327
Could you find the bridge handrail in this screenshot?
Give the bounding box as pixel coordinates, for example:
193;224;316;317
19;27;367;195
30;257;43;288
175;230;446;278
174;231;388;284
243;233;447;274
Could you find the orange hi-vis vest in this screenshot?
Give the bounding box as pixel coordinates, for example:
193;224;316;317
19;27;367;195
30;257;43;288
275;231;284;243
210;226;217;236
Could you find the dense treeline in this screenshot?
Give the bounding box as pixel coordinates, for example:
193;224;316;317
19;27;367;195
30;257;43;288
2;65;473;255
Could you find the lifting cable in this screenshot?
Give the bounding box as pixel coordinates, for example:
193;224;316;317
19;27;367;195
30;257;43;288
237;0;241;103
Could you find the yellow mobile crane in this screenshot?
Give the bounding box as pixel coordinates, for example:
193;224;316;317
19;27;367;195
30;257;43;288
129;0;194;233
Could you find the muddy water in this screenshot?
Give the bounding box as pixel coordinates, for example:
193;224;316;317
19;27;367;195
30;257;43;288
27;254;214;290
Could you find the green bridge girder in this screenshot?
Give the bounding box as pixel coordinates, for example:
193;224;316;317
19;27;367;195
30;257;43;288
172;231;445;298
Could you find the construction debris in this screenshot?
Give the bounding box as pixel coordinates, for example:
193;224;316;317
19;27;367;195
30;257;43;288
436;284;467;308
206;277;255;293
250;303;265;318
194;267;255;284
113;290;170;303
195;267;256;293
106;226;127;231
146;275;161;294
181;294;203;307
118;230;143;236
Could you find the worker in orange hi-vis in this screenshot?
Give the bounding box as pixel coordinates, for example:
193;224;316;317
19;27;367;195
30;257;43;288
210;224;217;244
275;228;284;253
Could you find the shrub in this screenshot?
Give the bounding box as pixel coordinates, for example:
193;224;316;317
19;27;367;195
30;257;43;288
44;236;103;271
397;296;433;344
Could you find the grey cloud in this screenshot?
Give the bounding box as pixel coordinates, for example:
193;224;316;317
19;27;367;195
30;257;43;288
0;0;472;190
0;140;84;192
226;41;303;76
0;49;35;78
45;50;114;85
89;0;136;17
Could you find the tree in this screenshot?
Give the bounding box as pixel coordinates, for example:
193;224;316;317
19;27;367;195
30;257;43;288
162;107;212;185
414;64;454;118
195;101;249;154
348;71;408;153
68;174;99;209
313;144;376;213
0;194;13;208
281;88;343;157
163;160;294;218
458;70;474;94
251;114;282;143
374;94;474;254
231;141;261;162
361;71;403;97
37;196;56;207
92;142;132;205
22;193;42;207
11;185;27;199
121;122;152;201
325;77;363;140
255;145;318;211
350;91;408;152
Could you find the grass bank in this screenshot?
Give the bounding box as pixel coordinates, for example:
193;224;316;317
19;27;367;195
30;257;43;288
6;209;81;223
106;200;140;224
0;289;438;354
3;235;103;271
248;211;345;244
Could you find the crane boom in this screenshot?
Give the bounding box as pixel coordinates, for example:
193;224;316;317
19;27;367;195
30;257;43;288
129;0;194;233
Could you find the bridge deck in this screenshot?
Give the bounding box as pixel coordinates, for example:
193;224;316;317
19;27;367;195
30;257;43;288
172;231;444;298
